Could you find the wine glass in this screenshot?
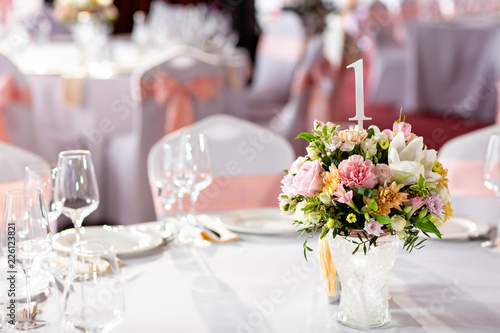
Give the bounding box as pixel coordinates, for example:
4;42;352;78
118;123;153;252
172;133;196;216
24;163;62;237
55;150;99;243
0;188;52;330
62;241;125;333
187;133;213;217
482;133;500;250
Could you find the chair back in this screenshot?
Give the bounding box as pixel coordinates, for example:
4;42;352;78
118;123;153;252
0;54;35;151
148;114;295;219
249;11;306;105
0;142;50;219
131;47;227;222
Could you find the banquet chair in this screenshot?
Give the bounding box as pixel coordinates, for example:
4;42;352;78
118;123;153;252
0;54;35;152
267;34;336;156
106;46;226;225
0;141;50;219
367;1;407;108
147;114;295;220
438;124;499;219
245;10;306;121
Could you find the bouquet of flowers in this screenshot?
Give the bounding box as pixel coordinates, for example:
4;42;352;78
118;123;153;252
279;117;452;256
54;0;119;25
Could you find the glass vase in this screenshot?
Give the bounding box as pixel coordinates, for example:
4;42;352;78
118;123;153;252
329;231;399;329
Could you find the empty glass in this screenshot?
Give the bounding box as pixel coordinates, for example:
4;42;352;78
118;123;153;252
1;189;52;330
55;150;99;242
62;241;125;333
24;163;62;237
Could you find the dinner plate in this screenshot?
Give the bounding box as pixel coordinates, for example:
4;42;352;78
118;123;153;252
433;216;491;240
218;208;297;235
52;225;163;256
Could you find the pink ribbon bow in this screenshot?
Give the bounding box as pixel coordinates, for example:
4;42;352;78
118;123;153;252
0;74;32;142
141;73;222;134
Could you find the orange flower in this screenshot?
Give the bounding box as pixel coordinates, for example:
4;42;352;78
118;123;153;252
322;165;340;195
365;182;409;216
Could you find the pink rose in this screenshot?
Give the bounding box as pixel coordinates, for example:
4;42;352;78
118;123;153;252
376;163;393;185
291;159;325;197
338;155;378;188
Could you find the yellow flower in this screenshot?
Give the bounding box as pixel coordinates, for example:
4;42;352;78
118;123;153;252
443;201;453;221
364;182;409;216
433;161;449;188
347;213;357;223
380;140;389;150
322;165;340;195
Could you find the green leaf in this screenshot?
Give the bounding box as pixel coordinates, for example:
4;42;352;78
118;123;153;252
418;174;426;188
368;199;378;211
416;221;442;239
366;127;375;138
351;187;374;198
296;132;315;142
373;214;392;225
303;203;316;211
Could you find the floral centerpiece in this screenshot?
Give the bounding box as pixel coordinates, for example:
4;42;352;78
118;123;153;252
54;0;119;25
278;117;452;328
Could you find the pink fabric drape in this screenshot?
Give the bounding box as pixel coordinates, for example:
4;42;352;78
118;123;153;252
150;174;283;218
140;73;222;134
440;159;495;198
0;74;31;142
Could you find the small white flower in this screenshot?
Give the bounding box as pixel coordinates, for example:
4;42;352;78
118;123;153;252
319;192;332;204
290;156;307;174
391;215;406;232
306;146;319;157
306;211;321;225
361;138;377;156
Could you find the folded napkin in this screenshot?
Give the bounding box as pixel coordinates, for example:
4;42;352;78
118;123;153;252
195;215;239;243
47;252;121;276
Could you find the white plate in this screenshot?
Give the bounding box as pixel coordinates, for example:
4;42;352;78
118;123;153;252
52;225;163;256
433;216;491;240
218;208;296;235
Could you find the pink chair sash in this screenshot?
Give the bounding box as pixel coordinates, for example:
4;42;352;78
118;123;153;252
150;175;283;218
0;74;32;142
440;159;495;197
140;73;222;134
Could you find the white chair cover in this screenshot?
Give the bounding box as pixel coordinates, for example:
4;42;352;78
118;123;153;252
107;46;227;225
0;142;50;219
0;54;35;152
438;124;500;222
148;114;295;219
246;10;306;120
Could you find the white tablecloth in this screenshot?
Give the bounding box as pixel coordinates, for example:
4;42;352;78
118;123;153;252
109;198;500;333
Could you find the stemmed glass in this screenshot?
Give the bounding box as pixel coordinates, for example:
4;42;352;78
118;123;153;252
482;133;500;250
62;241;125;333
55;150;99;242
0;189;52;330
24;163;62;237
186;133;213;217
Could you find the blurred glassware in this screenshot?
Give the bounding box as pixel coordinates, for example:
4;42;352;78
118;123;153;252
62;241;125;333
0;188;52;330
55;150;99;243
482;133;500;251
24;163;62;237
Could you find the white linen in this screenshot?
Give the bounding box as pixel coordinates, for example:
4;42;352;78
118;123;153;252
111;215;500;333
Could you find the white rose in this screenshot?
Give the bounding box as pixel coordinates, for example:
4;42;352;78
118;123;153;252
319;192;332;204
293;201;308;222
391;215;407;232
306;146;319;157
290;156;307;174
